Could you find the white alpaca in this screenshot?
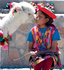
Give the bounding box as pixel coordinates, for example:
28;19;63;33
0;2;35;37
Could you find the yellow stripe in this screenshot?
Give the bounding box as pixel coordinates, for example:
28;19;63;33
47;30;50;33
36;36;38;40
32;31;33;35
45;31;47;35
36;29;38;32
40;40;42;43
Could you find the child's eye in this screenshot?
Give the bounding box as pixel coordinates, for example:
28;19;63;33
39;16;42;18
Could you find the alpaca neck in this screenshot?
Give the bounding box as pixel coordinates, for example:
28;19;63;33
1;11;23;37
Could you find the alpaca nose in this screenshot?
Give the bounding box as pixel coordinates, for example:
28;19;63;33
31;14;36;23
34;14;36;20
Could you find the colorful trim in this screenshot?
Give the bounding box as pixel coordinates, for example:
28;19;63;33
0;30;13;50
30;26;62;69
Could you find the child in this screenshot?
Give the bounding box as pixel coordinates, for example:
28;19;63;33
27;4;62;70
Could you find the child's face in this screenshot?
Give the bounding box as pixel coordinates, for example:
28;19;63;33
35;10;49;25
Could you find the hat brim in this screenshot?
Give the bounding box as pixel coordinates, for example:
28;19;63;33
37;4;57;19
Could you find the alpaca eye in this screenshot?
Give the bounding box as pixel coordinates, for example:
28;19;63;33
28;13;31;15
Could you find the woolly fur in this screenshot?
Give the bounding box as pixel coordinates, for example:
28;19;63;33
0;2;35;37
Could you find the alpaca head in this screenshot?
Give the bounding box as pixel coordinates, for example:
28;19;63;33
0;2;36;37
10;2;36;23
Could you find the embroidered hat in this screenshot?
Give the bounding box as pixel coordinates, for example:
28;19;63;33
37;4;57;19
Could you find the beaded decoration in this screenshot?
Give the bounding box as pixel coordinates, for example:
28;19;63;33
0;30;13;50
12;7;18;15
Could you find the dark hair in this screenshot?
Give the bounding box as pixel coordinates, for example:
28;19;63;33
39;10;55;27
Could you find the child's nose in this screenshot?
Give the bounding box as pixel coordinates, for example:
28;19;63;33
36;16;39;20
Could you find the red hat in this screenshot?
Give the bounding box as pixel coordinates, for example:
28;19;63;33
37;4;57;19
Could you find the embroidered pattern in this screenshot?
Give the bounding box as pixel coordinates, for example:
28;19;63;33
30;26;62;69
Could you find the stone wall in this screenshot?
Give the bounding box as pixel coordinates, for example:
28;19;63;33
0;14;64;68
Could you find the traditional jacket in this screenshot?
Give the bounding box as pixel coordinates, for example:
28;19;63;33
29;25;62;70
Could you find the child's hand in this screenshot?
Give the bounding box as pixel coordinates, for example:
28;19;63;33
30;51;37;58
30;51;37;55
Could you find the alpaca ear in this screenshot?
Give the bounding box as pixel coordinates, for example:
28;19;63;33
11;2;18;6
16;6;24;11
